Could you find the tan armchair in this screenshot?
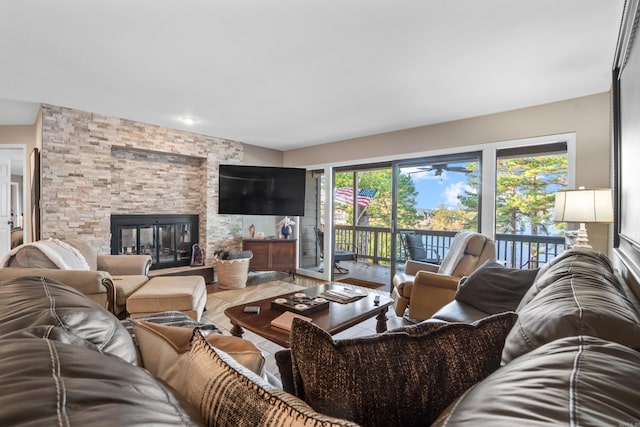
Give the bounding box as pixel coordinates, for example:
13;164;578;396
2;238;151;315
392;231;495;321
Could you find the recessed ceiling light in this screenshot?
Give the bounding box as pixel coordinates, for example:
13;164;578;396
180;116;198;125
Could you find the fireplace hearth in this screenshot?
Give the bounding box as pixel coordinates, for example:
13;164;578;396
110;214;199;270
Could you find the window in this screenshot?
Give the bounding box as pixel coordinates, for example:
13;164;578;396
495;142;568;236
396;152;482;232
495;142;568;268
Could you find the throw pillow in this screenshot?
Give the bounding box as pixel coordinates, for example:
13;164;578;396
183;328;359;427
133;320;265;392
276;319;448;396
290;312;518;427
455;260;538;314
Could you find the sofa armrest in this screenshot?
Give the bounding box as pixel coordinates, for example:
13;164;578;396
405;259;440;276
97;255;152;276
0;268;116;313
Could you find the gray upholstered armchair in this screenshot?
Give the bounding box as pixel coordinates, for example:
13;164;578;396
392;231;495;321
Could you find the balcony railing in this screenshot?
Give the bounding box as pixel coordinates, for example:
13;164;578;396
334;225;565;269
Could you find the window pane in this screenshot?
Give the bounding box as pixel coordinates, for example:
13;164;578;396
495;148;568;236
334;171;355;226
397;157;481;232
495;144;568;269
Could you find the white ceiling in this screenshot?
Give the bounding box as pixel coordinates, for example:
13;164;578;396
0;1;625;151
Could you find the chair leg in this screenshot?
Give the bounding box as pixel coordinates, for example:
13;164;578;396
334;262;349;273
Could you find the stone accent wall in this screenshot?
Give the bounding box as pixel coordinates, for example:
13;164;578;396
40;104;244;264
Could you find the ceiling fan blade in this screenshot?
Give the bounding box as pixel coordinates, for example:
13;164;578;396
444;166;471;173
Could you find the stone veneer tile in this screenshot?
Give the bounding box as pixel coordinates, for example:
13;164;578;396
41;104;244;262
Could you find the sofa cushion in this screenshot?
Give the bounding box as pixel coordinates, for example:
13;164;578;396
0;276;140;366
112;275;149;306
516;247;616;310
431;300;493;323
0;337;203;426
180;328;359;427
455;259;538;314
432;336;640;426
502;248;640;363
133;320;265;391
289;312;517;427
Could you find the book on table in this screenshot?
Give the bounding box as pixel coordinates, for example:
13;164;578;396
321;287;366;304
270;311;312;332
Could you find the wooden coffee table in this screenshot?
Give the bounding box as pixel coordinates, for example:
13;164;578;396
224;283;393;348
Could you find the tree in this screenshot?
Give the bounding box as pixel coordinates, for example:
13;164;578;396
334;169;418;228
457;164;480;230
494;155;567;236
430;205;469;230
492;154;568;267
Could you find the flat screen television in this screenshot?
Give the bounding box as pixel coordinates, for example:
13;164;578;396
218;165;306;216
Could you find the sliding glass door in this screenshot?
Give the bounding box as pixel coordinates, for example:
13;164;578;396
391;152;482;279
332;164;392;286
298;170;325;278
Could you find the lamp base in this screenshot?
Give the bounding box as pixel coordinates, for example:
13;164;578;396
573;223;592;248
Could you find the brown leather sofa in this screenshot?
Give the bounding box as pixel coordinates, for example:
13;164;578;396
430;247;640;425
0;275;204;425
0;274;357;426
274;247;640;425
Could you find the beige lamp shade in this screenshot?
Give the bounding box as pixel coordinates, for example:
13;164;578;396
553;187;613;248
553;188;613;223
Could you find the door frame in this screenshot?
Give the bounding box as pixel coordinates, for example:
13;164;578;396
0;145;28;256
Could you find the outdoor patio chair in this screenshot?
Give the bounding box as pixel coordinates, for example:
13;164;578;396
401;232;441;264
314;227;358;274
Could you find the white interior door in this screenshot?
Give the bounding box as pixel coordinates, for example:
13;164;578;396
0;157;12;257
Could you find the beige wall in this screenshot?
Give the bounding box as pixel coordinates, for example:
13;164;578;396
5;94;614;253
0;123;37;151
284;92;612;253
242;143;283;166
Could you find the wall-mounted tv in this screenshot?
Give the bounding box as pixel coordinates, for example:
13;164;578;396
218;165;306;216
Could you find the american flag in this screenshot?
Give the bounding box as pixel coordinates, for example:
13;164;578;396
334;188;377;207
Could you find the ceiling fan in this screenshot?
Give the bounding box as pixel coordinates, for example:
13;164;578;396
414;163;471;176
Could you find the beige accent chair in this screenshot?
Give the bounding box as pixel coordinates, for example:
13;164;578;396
3;238;151;315
392;231;495;321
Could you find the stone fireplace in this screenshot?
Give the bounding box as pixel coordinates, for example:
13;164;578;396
110;214;199;270
40;104;245;263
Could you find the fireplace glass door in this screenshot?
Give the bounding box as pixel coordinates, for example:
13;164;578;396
111;214;198;269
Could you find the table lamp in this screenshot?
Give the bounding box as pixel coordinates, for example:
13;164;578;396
553;187;613;248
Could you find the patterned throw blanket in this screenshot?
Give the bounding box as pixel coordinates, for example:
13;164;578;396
120;311;221;345
0;238;90;270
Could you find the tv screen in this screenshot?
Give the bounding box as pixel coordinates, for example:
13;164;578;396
218;165;306;216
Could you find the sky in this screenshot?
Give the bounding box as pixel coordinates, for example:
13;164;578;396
404;168;474;210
